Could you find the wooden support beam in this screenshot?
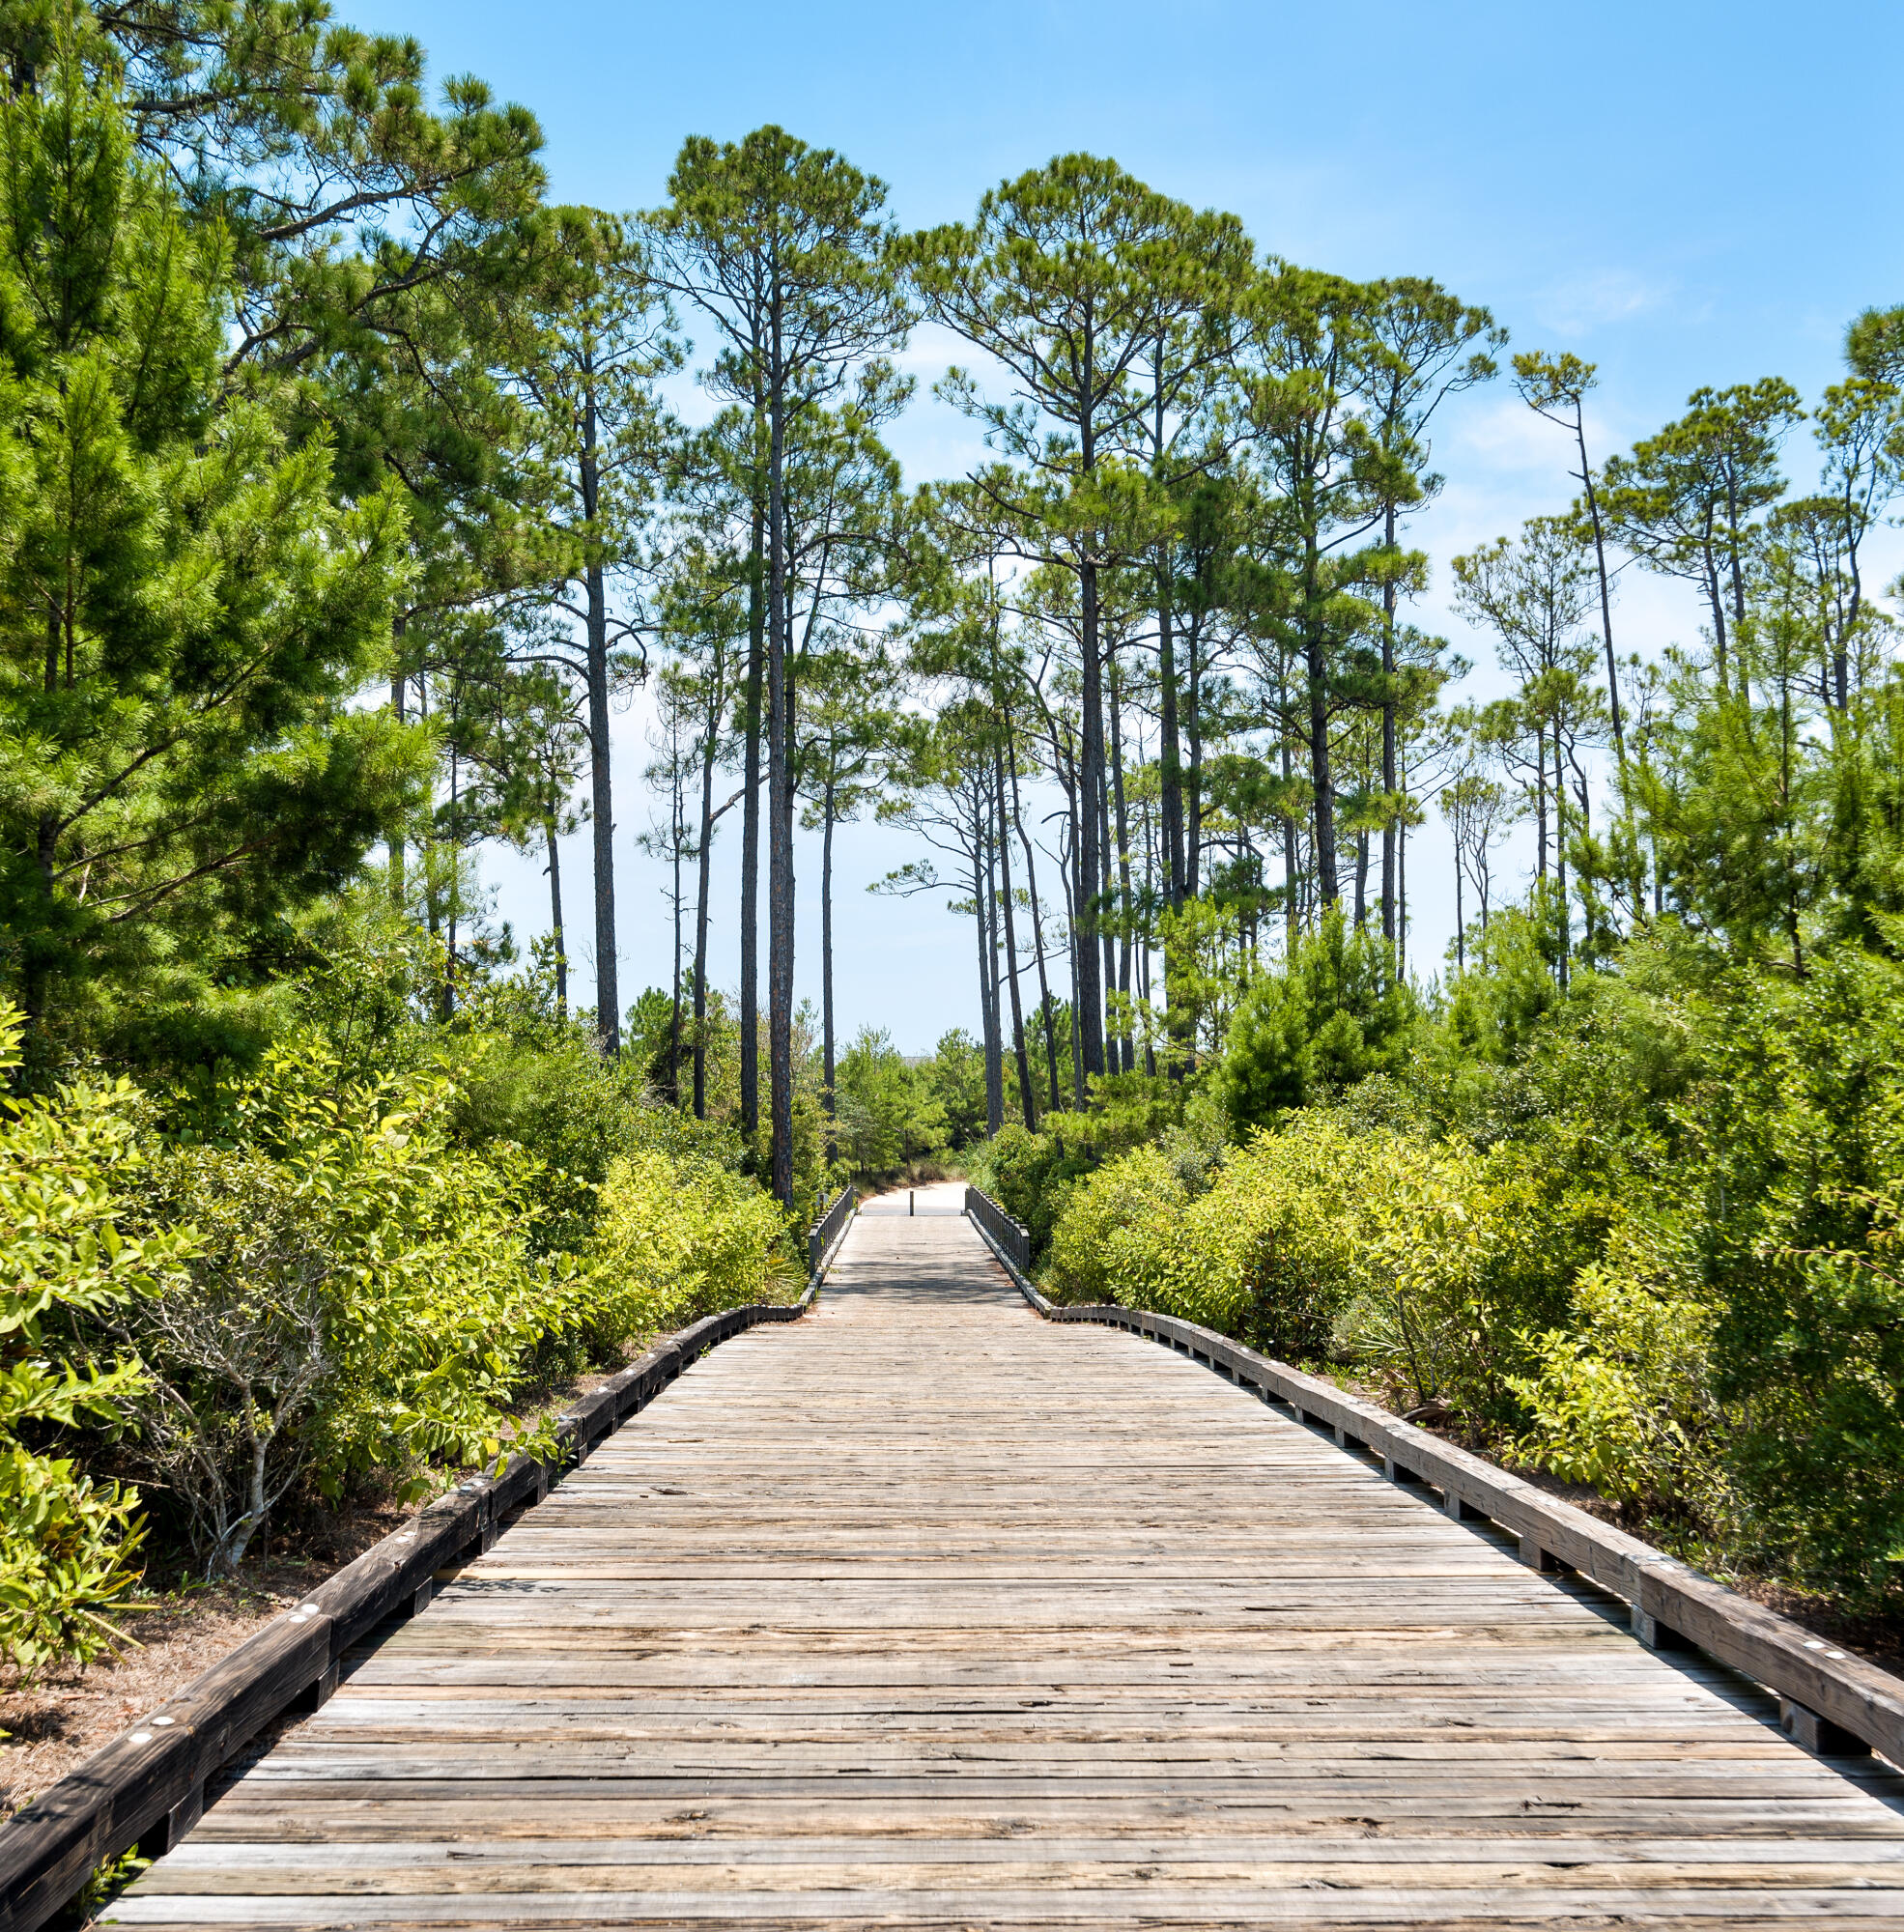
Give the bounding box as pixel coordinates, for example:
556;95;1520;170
1780;1695;1872;1757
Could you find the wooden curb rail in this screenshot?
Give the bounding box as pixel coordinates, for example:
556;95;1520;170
0;1186;857;1932
962;1183;1904;1775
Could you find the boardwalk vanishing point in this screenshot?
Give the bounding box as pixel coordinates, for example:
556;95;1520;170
107;1190;1904;1927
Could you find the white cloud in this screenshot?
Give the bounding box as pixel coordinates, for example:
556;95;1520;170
1530;267;1670;338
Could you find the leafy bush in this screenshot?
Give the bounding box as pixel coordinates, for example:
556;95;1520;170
924;1029;989;1150
84;1029;791;1577
104;1039;587;1571
584;1149;791;1346
1220;906;1418;1134
1045;1114;1574;1410
0;1005;182;1673
442;1006;737;1253
1684;946;1904;1599
1046;1119;1360;1362
1507;1205;1725;1513
968;1118;1101;1255
834;1027;948;1177
1046;1147;1186;1304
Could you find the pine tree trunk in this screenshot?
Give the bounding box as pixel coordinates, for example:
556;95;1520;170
1379;502;1398;943
1009;751;1062;1115
1454;843;1465;974
581;376;619;1059
544;810;567;1020
766;331;795;1208
1554;728;1571;992
1158;560;1185;908
980;802;1004;1136
1096;731;1118;1077
1399;802;1408;975
1076;557;1106;1084
1186;635;1205;897
1059;841;1086;1109
443;696;461;1023
388;616;408;904
1305;583;1339;906
739;484;764;1140
1109;668;1135;1076
693;703;719;1121
821;777;837;1163
1281;692;1299;954
995;743;1035;1128
668;825;683;1103
1139;781;1157;1078
1535;723;1549;878
1577;414;1625;760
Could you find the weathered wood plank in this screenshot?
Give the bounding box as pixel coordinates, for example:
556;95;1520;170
104;1208;1904;1930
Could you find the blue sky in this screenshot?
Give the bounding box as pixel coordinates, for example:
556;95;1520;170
354;0;1904;1051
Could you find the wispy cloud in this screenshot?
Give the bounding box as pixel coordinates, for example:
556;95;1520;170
1530;267;1670;337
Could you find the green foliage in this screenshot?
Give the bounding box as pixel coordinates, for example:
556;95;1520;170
0;1002;172;1673
1020;892;1904;1610
444;974;739;1254
0;49;424;1071
924;1029;988;1151
1507;1208;1723;1511
968;1122;1094;1255
107;1038;589;1571
1046;1146;1187;1306
0;928;798;1585
1220;907;1417;1132
96;1020;793;1577
1436;902;1562;1066
584;1148;790;1348
1683;946;1904;1598
833;1027;948;1178
1047;1118;1476;1375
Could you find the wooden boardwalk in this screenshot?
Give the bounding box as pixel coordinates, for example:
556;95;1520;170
109;1204;1904;1927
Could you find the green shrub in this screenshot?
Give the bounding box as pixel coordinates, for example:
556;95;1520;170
1507;1204;1726;1514
584;1148;792;1346
1046;1147;1186;1304
1045;1120;1362;1360
968;1119;1100;1254
1685;946;1904;1600
107;1038;587;1570
0;1005;181;1673
1045;1113;1567;1410
1220;906;1418;1135
90;1031;793;1577
834;1027;949;1178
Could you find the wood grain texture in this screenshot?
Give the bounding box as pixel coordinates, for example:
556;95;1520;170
104;1213;1904;1928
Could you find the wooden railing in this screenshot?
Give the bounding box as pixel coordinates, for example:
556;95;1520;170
963;1184;1029;1271
964;1198;1904;1772
808;1184;856;1279
0;1286;818;1932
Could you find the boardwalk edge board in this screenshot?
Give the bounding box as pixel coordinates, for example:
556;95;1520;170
962;1183;1904;1775
0;1191;861;1932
